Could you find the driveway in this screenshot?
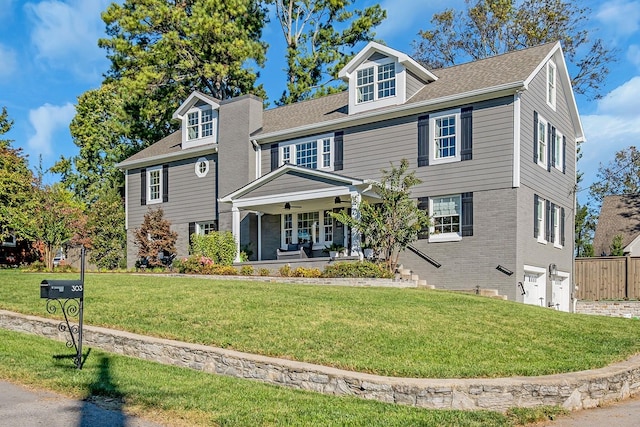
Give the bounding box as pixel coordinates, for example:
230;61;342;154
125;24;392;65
534;393;640;427
0;380;164;427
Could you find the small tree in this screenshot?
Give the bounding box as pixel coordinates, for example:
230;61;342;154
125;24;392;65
87;188;127;270
332;159;430;273
134;207;177;268
610;234;625;257
190;231;237;266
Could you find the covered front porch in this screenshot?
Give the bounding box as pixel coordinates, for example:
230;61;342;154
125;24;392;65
219;164;380;261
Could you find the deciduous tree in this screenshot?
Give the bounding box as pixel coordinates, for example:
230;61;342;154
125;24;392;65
575;201;595;257
589;146;640;205
272;0;386;105
331;159;429;273
86;187;127;270
134;207;178;268
413;0;615;99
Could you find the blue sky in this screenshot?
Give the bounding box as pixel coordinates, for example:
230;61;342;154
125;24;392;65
1;0;639;205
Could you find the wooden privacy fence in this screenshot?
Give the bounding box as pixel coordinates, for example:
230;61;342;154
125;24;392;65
575;257;640;300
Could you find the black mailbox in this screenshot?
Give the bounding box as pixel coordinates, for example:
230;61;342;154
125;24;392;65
40;280;84;299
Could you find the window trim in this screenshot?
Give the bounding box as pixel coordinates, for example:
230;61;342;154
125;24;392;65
355;58;397;105
147;166;162;205
281;210;335;250
279;134;334;171
547;60;557;110
195;157;209;178
196;221;217;235
429;109;461;165
536;115;548;169
535;195;546;244
552;205;562;248
553;129;563;172
428;194;463;243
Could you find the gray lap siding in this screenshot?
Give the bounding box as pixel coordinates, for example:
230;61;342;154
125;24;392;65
126;156;217;268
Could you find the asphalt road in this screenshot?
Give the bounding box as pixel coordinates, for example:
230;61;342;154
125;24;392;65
2;379;640;427
0;380;164;427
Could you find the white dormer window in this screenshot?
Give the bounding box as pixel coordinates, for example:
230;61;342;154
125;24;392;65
356;61;396;104
187;106;214;141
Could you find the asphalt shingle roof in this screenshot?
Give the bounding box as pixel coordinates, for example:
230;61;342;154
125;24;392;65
593;194;640;256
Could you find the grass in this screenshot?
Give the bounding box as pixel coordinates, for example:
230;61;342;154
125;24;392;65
0;329;512;427
1;270;639;379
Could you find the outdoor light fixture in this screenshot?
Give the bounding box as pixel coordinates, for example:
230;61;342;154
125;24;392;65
548;263;557;277
496;265;513;276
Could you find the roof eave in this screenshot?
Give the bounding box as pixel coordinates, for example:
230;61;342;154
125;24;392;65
116;144;218;170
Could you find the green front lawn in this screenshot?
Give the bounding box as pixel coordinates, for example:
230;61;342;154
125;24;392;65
2;271;638;378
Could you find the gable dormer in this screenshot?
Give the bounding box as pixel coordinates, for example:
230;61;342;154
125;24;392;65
338;42;438;115
172;91;220;150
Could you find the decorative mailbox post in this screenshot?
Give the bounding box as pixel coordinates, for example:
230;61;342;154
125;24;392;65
40;250;85;369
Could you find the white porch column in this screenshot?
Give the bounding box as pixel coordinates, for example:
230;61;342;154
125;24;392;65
232;206;241;262
257;212;263;261
350;192;362;256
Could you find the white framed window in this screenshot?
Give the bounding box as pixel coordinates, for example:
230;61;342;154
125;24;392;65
2;233;16;247
281;210;334;249
535;196;546;244
430;109;461;165
279;134;333;170
194;157;209;177
196;221;217;235
147;166;162;204
537;115;548;169
552;205;562;248
547;60;556;110
187;106;214;141
355;60;397;104
553;129;563;171
429;195;462;242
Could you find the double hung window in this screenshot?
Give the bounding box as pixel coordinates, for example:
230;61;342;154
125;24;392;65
429;195;463;242
282;210;334;248
280;135;333;170
356;61;396;104
537;115;548;169
547;60;557;109
147;166;162;204
430;109;461;164
187;106;215;141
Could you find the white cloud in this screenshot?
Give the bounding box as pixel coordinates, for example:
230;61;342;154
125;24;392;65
596;0;640;40
628;44;640;69
0;44;17;77
579;75;640;190
25;0;111;80
27;103;75;157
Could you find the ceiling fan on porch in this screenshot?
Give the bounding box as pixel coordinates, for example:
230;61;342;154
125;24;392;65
334;197;351;205
284;202;302;210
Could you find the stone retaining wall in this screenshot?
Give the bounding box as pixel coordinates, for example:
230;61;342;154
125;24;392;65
576;301;640;318
2;309;639;412
166;273;416;288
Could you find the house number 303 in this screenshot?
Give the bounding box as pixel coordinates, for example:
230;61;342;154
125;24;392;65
71;285;83;292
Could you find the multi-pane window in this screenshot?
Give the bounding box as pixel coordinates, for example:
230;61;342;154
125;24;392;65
187;107;215;141
280;135;333;170
356;62;396;104
297;212;319;243
547;61;556;109
553;206;561;247
196;221;217;235
537;117;547;168
377;63;396;98
435;115;457;159
431;195;461;235
322;138;331;168
296;141;318;169
553;130;563;171
535;196;545;243
357;67;374;103
148;167;161;203
284;213;293;245
323;210;333;243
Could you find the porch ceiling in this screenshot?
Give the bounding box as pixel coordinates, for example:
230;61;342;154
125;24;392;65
237;191;380;215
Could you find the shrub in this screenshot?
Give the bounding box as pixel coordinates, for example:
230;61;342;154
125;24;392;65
279;264;292;277
292;267;322;278
322;261;394;279
240;265;254;276
190;231;237;266
258;268;270;276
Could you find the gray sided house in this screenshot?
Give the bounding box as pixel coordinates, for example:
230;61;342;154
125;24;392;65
118;42;582;311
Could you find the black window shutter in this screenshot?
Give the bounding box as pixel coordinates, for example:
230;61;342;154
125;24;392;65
547;122;552;172
417;115;429;167
550;203;556;243
417;197;429;239
188;222;195;250
461;192;473;236
533;111;538;164
561;207;565;246
140;168;147;206
461;107;473;161
162;164;169;203
550;126;556;168
334;131;344;171
562;135;566;174
545;200;551;242
270;144;279;171
533;194;539;238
